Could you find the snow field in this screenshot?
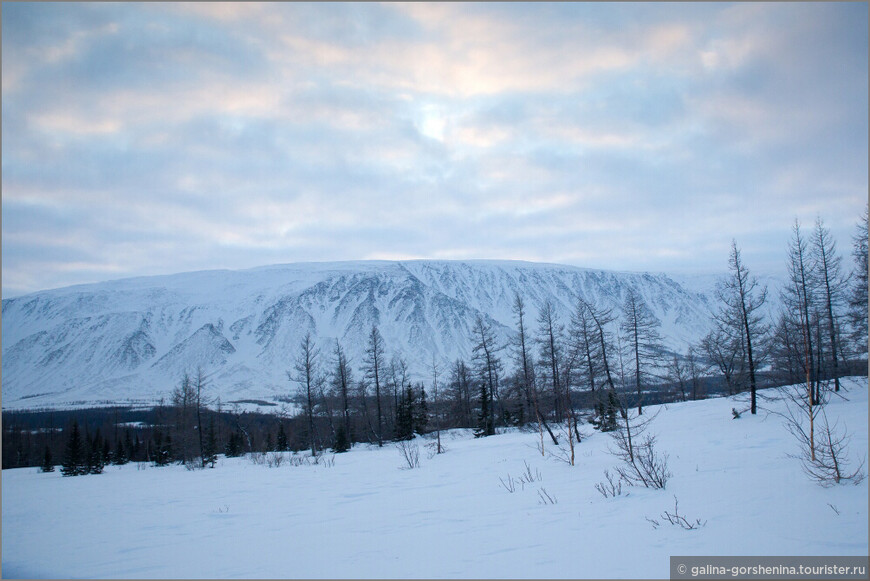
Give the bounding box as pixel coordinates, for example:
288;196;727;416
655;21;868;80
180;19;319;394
2;377;867;579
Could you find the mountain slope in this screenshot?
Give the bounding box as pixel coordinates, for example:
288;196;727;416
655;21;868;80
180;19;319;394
2;260;721;409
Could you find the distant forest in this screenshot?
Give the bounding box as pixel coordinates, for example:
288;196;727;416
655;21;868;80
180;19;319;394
4;212;868;471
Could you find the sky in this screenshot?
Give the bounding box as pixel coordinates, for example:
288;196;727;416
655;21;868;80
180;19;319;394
2;2;868;298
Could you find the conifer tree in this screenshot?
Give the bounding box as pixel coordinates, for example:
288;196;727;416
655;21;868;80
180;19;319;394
333;425;350;453
163;434;174;465
474;382;495;437
113;437;129;465
276;423;288;452
152;431;173;466
62;421;85;476
41;445;55;473
225;432;243;457
414;385;429;435
124;430;135;462
203;416;218;467
87;429;105;474
395;385;415;441
101;437;111;468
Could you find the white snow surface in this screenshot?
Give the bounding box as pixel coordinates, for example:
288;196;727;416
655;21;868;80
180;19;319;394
3;378;867;579
2;259;727;410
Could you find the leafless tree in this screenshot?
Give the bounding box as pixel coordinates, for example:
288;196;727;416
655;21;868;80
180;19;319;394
781;220;819;404
364;325;387;447
699;324;745;394
387;355;409;435
193;367;209;468
171;372;197;465
431;355;443;455
578;298;619;393
331;340;353;446
448;358;473;428
512;293;557;451
715;240;768;414
608;389;670;489
290;332;321;457
619;288;664;414
666;354;689;402
848;206;868;355
812;217;848;392
569;297;601;394
471;314;503;436
779;384;865;486
685;346;705;401
536;299;565;422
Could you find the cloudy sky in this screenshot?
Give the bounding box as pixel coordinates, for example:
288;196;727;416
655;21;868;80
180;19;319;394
3;2;867;297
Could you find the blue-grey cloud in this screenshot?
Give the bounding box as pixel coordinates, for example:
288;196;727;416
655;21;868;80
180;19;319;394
2;2;867;297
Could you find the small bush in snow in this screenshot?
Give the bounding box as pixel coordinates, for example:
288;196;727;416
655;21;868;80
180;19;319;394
779;383;866;487
536;487;557;505
266;452;285;468
613;433;671;490
647;496;706;530
594;469;625;498
499;475;518;493
798;412;866;487
396;440;420;469
608;404;671;490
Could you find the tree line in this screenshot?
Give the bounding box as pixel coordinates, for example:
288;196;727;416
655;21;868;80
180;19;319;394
8;209;868;473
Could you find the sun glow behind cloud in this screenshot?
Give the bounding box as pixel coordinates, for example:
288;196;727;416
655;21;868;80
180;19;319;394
1;2;867;297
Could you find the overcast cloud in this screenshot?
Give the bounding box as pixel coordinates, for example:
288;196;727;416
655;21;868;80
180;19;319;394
2;2;867;297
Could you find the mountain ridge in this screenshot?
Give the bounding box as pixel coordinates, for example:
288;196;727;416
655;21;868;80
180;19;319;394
2;259;727;410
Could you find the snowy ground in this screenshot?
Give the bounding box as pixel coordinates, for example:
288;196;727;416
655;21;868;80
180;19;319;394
3;378;867;579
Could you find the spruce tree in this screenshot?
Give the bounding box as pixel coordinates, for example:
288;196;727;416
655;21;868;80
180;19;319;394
162;434;174;465
101;437;112;467
203;416;218;467
41;445;55;473
474;383;494;437
61;421;85;476
593;389;619;432
414;386;429;435
153;431;172;466
276;423;288;452
123;430;135;462
395;386;415;441
113;438;128;465
87;430;105;474
225;432;243;457
332;425;350;453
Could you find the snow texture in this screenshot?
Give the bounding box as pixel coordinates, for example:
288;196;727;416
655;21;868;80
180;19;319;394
1;260;726;410
2;378;866;579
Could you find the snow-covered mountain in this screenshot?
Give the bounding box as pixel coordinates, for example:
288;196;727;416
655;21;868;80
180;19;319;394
2;260;722;410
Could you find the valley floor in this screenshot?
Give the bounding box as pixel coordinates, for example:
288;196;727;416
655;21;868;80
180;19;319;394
2;378;868;579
